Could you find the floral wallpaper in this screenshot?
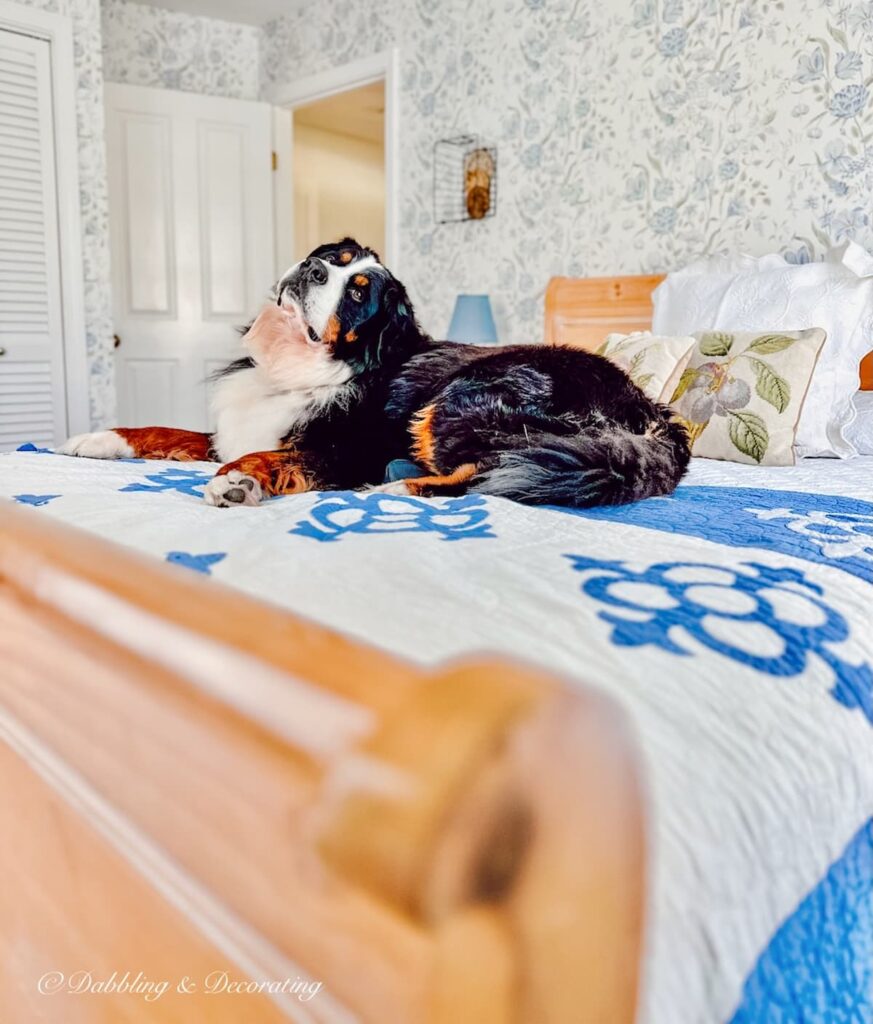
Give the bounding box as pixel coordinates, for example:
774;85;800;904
16;0;873;421
16;0;115;427
101;0;260;99
260;0;873;345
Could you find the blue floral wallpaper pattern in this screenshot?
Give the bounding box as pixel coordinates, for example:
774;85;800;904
100;0;260;100
19;0;873;421
259;0;873;344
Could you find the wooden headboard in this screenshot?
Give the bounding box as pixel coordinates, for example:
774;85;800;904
545;274;873;390
544;275;665;352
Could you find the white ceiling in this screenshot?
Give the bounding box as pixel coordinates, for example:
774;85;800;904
132;0;291;26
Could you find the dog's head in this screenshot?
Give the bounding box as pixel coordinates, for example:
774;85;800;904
272;238;421;374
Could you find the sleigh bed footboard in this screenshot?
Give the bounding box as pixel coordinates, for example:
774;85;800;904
0;502;645;1023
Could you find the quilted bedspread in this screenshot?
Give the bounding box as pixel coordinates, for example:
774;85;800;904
4;445;873;1024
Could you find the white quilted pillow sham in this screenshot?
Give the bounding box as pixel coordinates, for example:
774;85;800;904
652;242;873;458
846;391;873;455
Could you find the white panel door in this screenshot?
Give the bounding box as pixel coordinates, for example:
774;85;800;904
0;28;68;451
105;85;274;431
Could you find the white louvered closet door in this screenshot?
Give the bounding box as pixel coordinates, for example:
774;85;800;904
0;28;67;451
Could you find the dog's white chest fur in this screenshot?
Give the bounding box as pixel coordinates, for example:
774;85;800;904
211;363;348;464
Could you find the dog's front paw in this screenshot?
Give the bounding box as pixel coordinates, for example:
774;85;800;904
57;430;134;459
203;470;263;508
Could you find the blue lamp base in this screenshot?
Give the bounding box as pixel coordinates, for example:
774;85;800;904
447;294;498;345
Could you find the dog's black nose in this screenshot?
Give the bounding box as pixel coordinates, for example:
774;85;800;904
301;257;328;285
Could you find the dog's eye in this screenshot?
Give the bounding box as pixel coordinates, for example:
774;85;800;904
350;287;363;302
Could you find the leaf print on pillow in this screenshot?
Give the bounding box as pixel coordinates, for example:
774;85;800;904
670;366;699;403
627;349;646;377
698;332;734;357
728;410;769;463
749;358;791;413
600;332;644;355
673;328;824;465
746;334;798;354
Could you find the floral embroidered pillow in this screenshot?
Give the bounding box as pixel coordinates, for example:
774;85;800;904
598;331;697;403
670;329;827;466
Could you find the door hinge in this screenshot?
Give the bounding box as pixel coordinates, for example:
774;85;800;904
271;150;278;171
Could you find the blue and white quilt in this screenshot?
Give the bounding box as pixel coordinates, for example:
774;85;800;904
4;445;873;1024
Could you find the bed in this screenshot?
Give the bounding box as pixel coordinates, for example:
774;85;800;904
2;275;872;1024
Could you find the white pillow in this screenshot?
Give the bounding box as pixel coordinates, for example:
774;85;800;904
846;391;873;455
652;242;873;458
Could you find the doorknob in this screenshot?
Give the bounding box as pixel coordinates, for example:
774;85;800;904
113;334;121;349
0;347;6;356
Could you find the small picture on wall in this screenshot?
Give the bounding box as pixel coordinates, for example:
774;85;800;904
434;135;497;224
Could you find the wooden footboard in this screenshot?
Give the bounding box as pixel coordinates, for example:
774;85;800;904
0;502;645;1023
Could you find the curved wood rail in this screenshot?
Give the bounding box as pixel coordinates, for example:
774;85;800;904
0;501;645;1023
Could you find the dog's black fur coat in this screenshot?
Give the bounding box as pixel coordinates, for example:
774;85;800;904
227;237;691;505
64;238;689;507
386;342;690;505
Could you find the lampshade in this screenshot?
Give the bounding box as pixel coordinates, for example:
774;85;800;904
446;294;498;345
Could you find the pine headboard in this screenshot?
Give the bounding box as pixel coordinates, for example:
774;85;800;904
544;274;873;390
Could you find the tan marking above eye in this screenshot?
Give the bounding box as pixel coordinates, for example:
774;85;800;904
353;275;369;286
345;329;357;343
340;251;353;264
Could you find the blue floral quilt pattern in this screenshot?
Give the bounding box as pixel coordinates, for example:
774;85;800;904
561;486;873;723
729;818;872;1024
559;483;873;1021
567;556;873;726
559;485;873;584
289;491;495;542
5;447;872;1024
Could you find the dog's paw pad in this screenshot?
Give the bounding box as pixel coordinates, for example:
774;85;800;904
203;471;263;507
57;430;134;459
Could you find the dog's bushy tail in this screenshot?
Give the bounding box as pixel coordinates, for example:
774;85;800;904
472;409;690;508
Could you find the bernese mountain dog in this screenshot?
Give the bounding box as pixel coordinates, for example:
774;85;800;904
60;238;690;508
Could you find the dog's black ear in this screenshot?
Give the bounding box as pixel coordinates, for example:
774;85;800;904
350;279;421;371
370;281;422;367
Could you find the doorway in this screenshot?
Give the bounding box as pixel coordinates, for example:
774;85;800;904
291;81;385;261
270;50;399;277
102;53;398;431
